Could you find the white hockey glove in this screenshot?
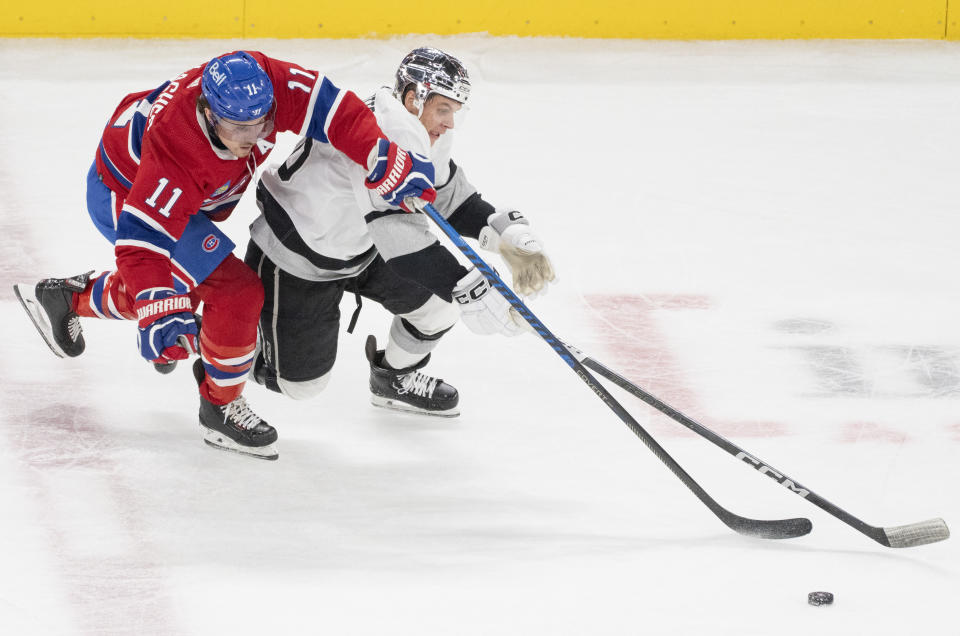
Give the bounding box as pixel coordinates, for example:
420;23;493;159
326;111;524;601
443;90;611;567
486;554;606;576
452;268;527;337
478;210;556;297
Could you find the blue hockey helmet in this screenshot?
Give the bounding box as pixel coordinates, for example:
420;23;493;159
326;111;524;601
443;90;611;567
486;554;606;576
201;51;275;121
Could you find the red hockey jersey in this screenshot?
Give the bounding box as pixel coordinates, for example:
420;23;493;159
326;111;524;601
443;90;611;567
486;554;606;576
95;51;383;295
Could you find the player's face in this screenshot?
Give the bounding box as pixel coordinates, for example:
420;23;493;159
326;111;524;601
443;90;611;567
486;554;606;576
206;107;274;157
405;94;462;145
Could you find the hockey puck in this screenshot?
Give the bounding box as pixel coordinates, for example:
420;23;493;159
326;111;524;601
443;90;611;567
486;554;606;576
807;591;834;606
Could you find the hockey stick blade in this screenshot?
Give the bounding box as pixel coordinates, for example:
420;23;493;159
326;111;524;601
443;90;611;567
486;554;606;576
417;202;810;541
566;343;950;548
882;519;950;548
721;511;811;540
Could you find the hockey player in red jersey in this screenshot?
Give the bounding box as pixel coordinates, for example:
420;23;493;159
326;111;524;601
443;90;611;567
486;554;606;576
13;51;437;460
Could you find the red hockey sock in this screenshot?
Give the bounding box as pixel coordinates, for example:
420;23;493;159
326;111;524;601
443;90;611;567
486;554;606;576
74;271;136;320
197;333;256;405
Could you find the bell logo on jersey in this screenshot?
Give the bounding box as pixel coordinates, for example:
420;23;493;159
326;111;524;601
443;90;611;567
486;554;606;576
202;234;220;253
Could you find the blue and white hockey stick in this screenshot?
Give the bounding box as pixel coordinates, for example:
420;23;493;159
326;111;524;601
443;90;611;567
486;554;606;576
416;201;811;541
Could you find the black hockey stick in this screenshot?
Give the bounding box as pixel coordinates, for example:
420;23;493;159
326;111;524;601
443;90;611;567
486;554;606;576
417;202;811;540
562;343;950;548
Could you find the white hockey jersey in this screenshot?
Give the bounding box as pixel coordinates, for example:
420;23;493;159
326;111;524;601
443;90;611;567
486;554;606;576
250;88;485;290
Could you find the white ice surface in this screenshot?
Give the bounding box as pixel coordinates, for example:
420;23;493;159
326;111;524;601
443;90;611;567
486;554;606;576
0;37;958;635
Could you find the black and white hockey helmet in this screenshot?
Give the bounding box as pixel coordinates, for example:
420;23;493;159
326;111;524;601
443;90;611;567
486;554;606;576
393;47;471;108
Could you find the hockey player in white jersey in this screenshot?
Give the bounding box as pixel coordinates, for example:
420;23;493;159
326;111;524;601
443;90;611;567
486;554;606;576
244;47;556;416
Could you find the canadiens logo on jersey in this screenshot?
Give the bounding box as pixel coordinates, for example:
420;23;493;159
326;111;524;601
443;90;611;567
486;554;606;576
202;234;220;252
212;180;231;197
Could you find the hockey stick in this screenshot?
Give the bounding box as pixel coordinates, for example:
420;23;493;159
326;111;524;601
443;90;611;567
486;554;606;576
416;201;811;540
562;343;950;548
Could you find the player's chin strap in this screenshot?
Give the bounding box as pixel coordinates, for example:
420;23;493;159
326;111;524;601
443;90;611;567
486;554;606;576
408;198;812;542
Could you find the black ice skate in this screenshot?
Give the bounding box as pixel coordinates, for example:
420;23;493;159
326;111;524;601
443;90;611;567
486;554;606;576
192;359;279;460
13;271;92;358
365;335;460;417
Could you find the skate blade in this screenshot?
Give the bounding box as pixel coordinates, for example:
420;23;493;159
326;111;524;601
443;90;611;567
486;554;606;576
200;425;279;461
13;283;68;358
370;395;460;418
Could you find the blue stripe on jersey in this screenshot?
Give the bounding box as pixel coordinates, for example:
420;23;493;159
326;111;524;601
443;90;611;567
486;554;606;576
129;110;147;161
98;140;133;189
128;82;168;161
107;81;168;170
116;210;177;255
305;77;341;143
145;81;171;103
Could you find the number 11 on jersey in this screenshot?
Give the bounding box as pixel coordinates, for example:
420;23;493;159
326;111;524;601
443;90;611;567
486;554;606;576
145;177;183;217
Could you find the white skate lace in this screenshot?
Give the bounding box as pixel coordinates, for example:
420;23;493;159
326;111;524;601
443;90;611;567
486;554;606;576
67;316;82;343
395;371;438;398
223;396;263;430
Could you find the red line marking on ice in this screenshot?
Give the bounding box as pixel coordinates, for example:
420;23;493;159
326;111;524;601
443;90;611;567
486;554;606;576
949;422;960;442
584;293;787;439
585;293;705;412
1;173;181;633
6;384;181;634
839;421;910;444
